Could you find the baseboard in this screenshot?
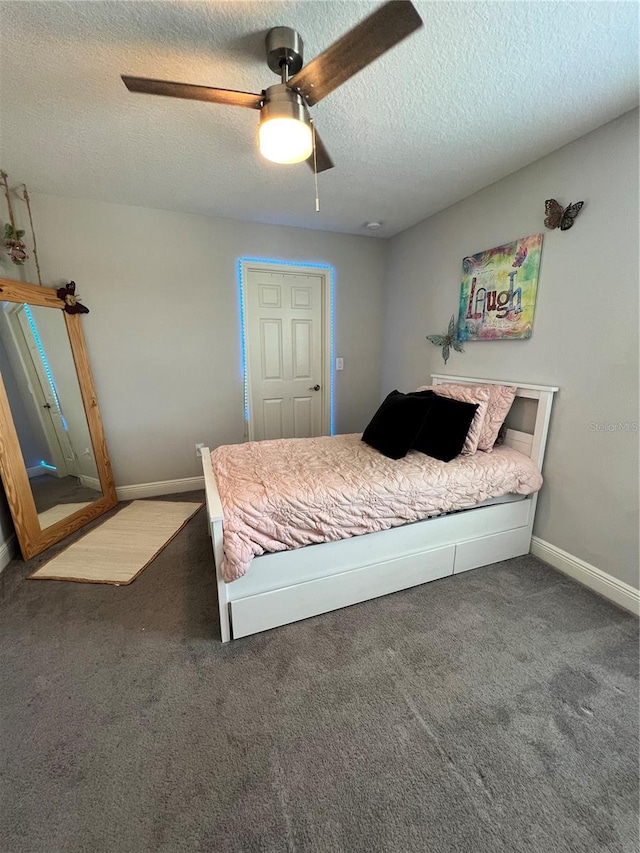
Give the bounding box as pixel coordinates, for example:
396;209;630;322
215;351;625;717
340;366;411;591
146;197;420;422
79;475;101;491
531;536;640;616
27;464;47;479
116;476;205;501
0;534;17;572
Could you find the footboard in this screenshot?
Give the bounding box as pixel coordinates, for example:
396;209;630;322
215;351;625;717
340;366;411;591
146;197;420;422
201;447;231;642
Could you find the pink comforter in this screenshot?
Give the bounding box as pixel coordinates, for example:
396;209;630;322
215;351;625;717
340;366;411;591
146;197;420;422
211;434;542;582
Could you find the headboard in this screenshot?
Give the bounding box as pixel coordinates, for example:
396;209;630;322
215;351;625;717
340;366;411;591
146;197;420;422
431;375;558;471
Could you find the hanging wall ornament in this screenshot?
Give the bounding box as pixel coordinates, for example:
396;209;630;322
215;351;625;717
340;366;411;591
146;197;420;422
21;184;43;285
56;281;89;314
426;314;464;365
3;223;27;264
1;171;28;265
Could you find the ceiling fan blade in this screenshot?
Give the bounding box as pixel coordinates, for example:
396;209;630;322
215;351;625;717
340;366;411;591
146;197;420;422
287;1;422;107
122;76;263;110
307;129;334;173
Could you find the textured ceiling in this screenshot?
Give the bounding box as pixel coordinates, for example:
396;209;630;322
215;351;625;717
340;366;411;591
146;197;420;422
0;1;637;237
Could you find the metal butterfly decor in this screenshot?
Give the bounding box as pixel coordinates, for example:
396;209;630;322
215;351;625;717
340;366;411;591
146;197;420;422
426;315;464;365
56;281;89;315
544;198;584;231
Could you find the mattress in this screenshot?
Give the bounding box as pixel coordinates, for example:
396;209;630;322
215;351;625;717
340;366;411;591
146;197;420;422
211;433;543;582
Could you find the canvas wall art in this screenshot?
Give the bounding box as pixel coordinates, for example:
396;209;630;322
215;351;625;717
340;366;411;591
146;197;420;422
457;233;543;341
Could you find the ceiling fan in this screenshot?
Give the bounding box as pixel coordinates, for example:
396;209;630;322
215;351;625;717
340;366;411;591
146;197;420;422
122;1;423;173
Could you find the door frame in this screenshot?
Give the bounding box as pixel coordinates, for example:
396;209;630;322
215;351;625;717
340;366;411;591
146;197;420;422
239;258;334;441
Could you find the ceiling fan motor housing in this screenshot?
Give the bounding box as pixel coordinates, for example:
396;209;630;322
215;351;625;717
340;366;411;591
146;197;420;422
261;84;310;126
266;27;304;76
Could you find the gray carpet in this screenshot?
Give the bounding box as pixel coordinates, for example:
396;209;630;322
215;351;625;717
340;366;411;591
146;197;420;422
30;473;102;514
0;493;638;853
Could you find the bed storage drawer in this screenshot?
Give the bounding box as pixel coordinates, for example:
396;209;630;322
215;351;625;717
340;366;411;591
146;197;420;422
454;527;531;574
230;544;455;639
453;497;532;539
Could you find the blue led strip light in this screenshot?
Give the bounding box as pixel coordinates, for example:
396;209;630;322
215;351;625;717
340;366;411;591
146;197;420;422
236;260;250;423
238;257;336;436
329;266;335;436
23;304;69;431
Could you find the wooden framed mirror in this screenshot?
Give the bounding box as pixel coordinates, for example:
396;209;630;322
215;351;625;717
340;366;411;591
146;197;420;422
0;277;117;559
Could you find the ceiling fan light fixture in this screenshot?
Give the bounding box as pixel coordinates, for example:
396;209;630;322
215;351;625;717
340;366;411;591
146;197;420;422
258;84;312;165
259;117;312;165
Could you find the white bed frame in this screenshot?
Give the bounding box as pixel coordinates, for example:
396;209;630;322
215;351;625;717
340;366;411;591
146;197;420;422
202;375;558;642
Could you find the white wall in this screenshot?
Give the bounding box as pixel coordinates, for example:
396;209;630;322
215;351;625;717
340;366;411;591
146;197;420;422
382;110;639;588
0;196;386;497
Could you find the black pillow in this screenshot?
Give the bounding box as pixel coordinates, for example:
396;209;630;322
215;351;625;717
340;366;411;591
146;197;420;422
412;394;479;462
410;390;436;400
362;390;433;459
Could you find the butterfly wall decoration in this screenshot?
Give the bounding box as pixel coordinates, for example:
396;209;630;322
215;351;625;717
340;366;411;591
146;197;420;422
56;281;89;315
426;315;464;365
544;198;584;231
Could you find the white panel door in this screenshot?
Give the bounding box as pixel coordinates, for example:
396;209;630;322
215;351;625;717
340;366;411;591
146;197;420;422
245;267;324;440
13;307;78;476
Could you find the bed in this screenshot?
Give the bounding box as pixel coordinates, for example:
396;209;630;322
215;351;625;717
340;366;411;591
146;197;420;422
202;375;558;641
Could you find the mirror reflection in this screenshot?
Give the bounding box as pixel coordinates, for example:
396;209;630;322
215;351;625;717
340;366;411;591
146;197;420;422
0;301;103;529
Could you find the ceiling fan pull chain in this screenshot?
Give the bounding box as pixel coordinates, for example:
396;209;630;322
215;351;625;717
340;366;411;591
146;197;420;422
312;120;320;212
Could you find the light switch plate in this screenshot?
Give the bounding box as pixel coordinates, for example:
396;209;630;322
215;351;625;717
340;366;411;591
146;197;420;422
336;357;344;371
